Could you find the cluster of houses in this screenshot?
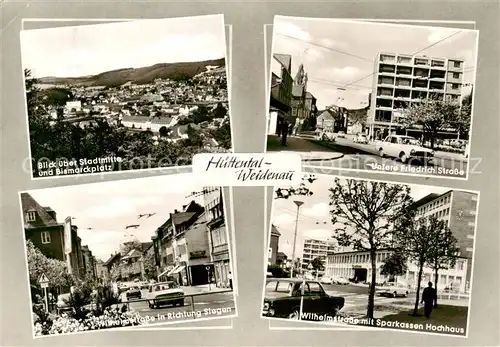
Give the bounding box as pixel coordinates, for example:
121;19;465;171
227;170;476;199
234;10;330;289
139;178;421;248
40;64;229;145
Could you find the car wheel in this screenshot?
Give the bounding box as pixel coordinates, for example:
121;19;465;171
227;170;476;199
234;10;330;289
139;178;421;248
288;308;300;320
392;291;397;298
379;148;384;158
399;152;408;164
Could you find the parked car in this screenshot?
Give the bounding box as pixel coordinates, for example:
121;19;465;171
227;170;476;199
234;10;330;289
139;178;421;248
318;130;335;142
147;281;185;309
319;276;334;285
126;286;142;300
376;282;409;298
262;278;345;320
353;133;369;144
375;135;434;164
337;131;346;138
334;277;350;285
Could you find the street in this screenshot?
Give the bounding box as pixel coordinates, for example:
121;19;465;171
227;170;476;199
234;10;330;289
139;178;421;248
267;135;468;178
321;283;468;319
121;288;236;324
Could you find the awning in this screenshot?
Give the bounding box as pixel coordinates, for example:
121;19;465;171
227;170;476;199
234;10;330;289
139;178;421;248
169;265;186;275
158;269;170;278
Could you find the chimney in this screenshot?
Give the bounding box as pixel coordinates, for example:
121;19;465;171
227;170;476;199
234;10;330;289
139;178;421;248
174;209;179;213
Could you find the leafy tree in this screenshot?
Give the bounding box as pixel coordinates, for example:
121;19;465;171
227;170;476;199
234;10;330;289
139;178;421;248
426;225;459;308
394;214;447;316
186;124;203;147
329;179;413;319
93;283;121;316
399;97;469;149
380;249;408;282
310;257;324;272
212;103;227;119
210;121;231;149
64;281;93;319
120;238;142;255
26;240;74;289
143;251;157;280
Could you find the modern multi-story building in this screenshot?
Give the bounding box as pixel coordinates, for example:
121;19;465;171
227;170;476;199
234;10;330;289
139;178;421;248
301;238;337;276
324;189;478;293
410;189;478;290
325;249;469;292
268;54;293;135
367;52;465;139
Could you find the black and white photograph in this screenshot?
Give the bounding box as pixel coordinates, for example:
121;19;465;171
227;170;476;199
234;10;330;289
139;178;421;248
21;15;231;179
20;174;236;337
262;174;479;337
266;17;478;179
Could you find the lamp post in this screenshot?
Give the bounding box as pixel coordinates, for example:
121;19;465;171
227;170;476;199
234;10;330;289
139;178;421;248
290;200;304;278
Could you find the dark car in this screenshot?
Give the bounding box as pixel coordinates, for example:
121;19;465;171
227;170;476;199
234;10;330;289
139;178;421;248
126;286;142;300
262;278;345;320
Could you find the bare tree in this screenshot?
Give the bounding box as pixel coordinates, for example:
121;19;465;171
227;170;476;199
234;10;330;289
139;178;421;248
329;178;413;319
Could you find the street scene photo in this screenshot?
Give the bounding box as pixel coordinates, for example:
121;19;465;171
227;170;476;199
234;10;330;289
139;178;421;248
21;15;231;178
20;174;236;337
262;174;479;337
267;17;478;179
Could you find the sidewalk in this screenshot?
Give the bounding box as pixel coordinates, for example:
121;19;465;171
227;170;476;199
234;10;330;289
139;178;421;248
277;150;344;162
181;284;232;295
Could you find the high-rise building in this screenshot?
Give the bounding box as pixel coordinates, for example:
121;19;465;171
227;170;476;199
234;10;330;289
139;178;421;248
410;190;478;289
367;52;465;139
301;238;337;276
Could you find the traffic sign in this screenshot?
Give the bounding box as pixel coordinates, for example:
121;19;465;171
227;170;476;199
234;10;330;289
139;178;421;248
39;273;49;285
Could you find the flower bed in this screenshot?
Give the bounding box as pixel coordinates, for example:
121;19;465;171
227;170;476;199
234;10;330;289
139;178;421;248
34;307;143;336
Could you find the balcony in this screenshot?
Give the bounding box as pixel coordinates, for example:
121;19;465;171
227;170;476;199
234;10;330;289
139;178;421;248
213;243;229;254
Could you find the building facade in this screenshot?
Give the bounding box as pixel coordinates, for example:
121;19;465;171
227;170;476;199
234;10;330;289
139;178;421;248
325;249;469;292
367;52;464;139
411;190;478;290
301;238;337;276
205;188;232;288
268;54;293;135
268;225;281;266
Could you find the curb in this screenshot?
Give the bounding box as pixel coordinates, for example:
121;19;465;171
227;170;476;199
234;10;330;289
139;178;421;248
301;153;344;162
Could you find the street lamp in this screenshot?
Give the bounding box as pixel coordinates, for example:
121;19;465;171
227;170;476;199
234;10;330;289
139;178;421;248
290;200;304;278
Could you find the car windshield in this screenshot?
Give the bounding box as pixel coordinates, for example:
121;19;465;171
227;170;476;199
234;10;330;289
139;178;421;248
266;281;294;294
152;283;177;292
400;137;419;145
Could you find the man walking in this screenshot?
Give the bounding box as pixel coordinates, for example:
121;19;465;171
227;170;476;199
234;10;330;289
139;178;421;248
421;281;437;318
228;271;233;290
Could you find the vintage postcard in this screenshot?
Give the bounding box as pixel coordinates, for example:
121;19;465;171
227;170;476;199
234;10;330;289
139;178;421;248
266;16;479;179
20;174;236;337
20;15;232;179
262;174;478;337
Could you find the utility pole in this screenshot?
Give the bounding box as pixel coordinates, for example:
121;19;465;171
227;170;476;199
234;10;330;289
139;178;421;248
290;200;304;278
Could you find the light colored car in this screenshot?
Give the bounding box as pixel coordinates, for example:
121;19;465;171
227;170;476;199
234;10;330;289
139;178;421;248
318;130;336;142
320;276;334;285
56;293;73;315
334;277;350;285
353;133;369;144
376;282;409;298
337;131;346;138
147;281;185;309
376;135;434;164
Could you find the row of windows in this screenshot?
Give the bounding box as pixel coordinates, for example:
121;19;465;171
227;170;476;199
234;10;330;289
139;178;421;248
417;194;451;215
212;226;227;247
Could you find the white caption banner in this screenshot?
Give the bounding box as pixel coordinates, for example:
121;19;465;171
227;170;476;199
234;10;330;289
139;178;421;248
192;153;302;186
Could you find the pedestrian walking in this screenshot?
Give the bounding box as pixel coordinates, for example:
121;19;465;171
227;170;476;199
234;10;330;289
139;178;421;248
421;281;437;318
280;121;288;146
228;271;233;290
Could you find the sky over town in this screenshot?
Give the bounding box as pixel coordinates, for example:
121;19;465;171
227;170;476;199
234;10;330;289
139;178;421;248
21;15;227;78
270;174;450;260
27;174;205;261
272;17;478;109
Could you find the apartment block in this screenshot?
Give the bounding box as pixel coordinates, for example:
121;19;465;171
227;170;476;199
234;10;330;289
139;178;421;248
367;52;464;138
301;238;337;276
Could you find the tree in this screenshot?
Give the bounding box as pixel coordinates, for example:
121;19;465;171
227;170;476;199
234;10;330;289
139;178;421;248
310;257;324;274
380;249;408;283
119;238;142;255
395;214;447;316
426;225;459;308
399;97;468;149
329;179;413;319
143;251;157;280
